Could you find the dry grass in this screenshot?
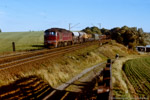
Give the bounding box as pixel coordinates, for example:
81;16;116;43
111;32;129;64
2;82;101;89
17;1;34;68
98;40;129;58
0;44;104;87
22;45;106;87
0;41;132;91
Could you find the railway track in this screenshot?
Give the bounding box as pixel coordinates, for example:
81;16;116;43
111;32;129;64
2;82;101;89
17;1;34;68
0;42;98;70
0;44;79;64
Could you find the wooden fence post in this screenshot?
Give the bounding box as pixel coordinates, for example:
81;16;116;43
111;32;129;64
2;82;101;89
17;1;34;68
97;59;112;100
12;42;16;52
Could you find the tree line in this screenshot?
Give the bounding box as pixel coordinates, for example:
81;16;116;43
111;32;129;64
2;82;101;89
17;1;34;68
82;26;147;49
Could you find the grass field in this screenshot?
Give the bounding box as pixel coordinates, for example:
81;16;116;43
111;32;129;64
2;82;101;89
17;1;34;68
123;56;150;98
0;31;44;53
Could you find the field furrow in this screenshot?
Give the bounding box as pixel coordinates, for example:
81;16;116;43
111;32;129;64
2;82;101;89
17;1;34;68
123;56;150;98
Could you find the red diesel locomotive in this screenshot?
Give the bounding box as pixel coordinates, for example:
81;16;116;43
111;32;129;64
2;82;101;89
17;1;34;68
44;28;73;47
44;28;108;48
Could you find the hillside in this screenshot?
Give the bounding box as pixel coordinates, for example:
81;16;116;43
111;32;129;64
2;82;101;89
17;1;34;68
0;41;132;99
0;31;44;53
0;41;129;87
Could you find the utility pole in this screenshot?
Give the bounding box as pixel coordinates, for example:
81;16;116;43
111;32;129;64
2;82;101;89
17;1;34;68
69;23;80;31
69;23;71;31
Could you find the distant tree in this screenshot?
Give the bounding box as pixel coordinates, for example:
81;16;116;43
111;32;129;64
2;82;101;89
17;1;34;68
128;42;136;49
101;28;110;35
121;26;128;30
109;26;146;48
0;29;1;32
91;26;102;34
82;26;102;34
82;25;147;49
137;28;144;38
138;37;146;45
82;27;92;34
138;28;144;34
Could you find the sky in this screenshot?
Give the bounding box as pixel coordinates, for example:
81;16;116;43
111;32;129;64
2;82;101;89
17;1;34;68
0;0;150;32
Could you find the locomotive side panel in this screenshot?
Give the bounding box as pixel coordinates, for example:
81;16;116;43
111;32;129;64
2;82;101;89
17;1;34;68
44;28;73;48
61;32;73;42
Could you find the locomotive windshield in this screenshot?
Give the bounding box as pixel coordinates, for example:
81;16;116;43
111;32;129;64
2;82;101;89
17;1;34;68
50;32;56;35
44;31;56;36
44;31;49;36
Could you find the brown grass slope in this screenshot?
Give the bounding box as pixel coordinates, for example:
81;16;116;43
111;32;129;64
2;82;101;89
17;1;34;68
0;41;131;99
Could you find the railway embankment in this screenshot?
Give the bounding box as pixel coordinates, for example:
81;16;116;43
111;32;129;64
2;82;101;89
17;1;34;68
0;41;140;99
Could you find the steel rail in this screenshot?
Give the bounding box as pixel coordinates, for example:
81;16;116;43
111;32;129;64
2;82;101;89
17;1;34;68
0;44;83;64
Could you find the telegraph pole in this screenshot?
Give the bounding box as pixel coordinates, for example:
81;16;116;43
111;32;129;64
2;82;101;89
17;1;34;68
69;23;71;31
69;23;80;31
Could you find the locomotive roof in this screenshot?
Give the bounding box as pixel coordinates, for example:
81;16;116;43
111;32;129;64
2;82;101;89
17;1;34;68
45;28;72;33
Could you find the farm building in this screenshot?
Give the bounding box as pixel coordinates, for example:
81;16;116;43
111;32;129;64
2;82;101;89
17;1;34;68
136;45;150;52
146;45;150;52
136;46;146;52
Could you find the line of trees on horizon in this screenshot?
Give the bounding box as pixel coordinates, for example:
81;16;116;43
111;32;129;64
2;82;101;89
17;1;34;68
82;26;148;49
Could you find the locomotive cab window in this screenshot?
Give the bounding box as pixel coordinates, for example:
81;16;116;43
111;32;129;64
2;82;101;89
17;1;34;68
44;31;49;36
50;32;56;36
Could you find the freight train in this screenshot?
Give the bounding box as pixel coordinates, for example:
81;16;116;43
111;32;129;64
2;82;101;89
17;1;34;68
44;28;106;48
